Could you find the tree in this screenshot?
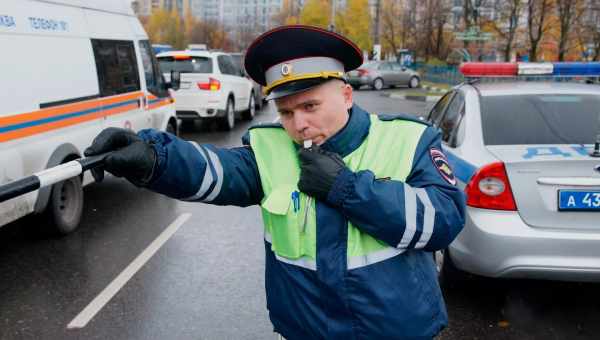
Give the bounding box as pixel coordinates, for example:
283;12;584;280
380;0;404;57
273;0;300;26
556;0;585;61
336;0;372;52
488;0;524;61
299;0;330;28
527;0;554;61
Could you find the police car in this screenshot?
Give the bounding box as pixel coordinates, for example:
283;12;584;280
429;62;600;284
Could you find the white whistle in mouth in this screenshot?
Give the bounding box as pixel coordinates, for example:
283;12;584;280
303;140;313;149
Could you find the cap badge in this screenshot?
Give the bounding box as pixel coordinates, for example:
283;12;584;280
281;63;293;77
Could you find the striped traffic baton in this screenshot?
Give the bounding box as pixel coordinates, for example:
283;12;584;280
0;153;110;203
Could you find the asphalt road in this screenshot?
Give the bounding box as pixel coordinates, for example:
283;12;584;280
1;88;599;340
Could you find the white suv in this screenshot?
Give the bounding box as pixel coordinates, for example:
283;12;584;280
157;50;256;130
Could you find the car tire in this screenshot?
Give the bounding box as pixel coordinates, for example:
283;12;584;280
181;120;197;131
408;76;420;88
218;97;235;131
351;84;361;90
242;92;256;121
43;176;84;235
435;249;472;288
372;78;384;91
166;120;177;136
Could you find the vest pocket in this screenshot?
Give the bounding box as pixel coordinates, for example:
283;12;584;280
261;185;302;259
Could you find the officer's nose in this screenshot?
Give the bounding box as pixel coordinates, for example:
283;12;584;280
293;111;310;136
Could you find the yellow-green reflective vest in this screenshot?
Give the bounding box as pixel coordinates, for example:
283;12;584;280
249;114;426;269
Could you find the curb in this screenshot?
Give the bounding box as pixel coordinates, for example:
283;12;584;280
421;84;448;94
381;92;442;102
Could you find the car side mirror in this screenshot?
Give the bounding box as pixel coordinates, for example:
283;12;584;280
169;70;181;91
401;66;407;71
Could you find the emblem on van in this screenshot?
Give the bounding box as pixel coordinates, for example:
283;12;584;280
281;63;293;76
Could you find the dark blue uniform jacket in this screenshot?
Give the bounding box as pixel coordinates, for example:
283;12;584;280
138;105;465;339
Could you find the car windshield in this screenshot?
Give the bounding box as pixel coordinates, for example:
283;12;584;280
480;94;600;145
158;56;212;74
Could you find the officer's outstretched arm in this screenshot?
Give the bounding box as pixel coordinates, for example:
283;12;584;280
85;128;263;207
326;127;466;251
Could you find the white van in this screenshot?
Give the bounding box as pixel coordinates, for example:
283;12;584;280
0;0;178;234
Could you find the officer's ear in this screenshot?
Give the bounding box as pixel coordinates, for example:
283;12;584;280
342;83;353;110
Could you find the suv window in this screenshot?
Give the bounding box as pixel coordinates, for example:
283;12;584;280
91;39;140;97
217;55;236;75
440;91;464;145
157;56;212;74
139;40;167;97
481;94;600;145
428;92;454;126
391;63;404;71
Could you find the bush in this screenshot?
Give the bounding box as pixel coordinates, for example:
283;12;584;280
425;58;447;67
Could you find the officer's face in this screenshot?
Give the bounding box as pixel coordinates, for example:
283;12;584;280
275;80;353;146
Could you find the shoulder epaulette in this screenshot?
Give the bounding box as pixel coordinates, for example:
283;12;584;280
377;113;431;126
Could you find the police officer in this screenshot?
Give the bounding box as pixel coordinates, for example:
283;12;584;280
85;25;465;339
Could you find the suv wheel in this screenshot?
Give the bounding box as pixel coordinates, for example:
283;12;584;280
242;92;256;120
218;97;235;131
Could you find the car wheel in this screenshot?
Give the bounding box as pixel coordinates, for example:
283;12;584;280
218;97;235;131
242;92;256;120
408;76;420;88
43;176;83;235
180;120;195;131
351;84;360;90
372;78;384;91
166;121;177;136
435;249;472;288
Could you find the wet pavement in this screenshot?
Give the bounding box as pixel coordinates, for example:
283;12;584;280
1;88;599;339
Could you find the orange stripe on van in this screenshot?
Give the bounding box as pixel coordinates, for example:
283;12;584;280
0;91;144;142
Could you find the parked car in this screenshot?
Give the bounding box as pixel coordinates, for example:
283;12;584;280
230;52;265;110
427;62;600;285
157;50;256;130
346;61;421;90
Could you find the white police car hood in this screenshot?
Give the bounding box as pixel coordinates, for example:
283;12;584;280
485;144;600;230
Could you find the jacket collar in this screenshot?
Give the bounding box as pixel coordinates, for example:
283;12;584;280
321;104;371;157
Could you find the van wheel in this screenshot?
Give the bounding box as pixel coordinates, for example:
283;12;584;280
242;92;256;120
218;98;235;131
44;176;84;235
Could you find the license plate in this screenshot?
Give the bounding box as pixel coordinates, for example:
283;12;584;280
558;190;600;211
179;82;191;89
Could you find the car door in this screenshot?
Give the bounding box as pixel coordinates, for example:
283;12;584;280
138;40;173;131
217;54;247;110
91;39;147;131
391;62;411;85
377;62;393;85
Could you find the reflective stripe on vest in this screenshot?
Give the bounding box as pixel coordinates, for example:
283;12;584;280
250;114;426;270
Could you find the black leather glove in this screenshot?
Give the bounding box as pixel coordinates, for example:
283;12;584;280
298;145;347;201
84;127;157;186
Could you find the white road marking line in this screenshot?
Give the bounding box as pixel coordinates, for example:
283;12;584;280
67;213;192;329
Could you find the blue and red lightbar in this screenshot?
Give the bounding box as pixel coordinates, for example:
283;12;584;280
460;62;600;77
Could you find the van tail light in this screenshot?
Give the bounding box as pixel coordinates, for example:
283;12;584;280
197;78;221;91
357;69;369;76
465;162;517;211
